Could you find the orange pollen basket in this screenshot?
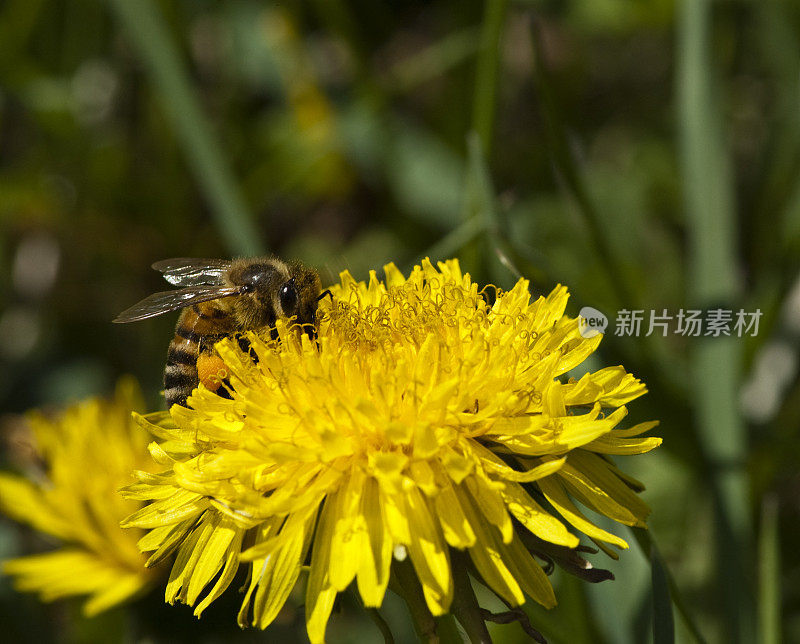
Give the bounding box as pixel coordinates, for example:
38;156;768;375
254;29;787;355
196;353;229;392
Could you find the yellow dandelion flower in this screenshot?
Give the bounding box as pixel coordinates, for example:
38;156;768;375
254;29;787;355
0;378;159;616
122;259;661;642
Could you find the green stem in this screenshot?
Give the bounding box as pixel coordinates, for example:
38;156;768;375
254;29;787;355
650;541;675;644
471;0;508;157
107;0;263;257
631;528;707;644
462;0;507;275
528;18;634;312
418;217;486;267
758;495;780;644
366;607;396;644
437;614;466;644
0;0;46;70
449;553;492;643
677;1;751;641
390;28;480;95
391;558;439;643
528;16;708;476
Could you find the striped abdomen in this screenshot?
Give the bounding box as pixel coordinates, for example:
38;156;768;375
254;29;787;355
164;302;236;408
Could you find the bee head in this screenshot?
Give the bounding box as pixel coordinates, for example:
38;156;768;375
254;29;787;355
287;264;322;328
229;258;321;331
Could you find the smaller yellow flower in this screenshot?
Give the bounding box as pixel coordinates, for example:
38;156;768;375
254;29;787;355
0;378;159;616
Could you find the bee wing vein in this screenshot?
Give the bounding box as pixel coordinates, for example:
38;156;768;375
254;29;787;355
152;258;232;286
113;286;241;323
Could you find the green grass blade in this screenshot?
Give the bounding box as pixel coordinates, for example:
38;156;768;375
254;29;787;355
0;0;46;69
677;0;752;641
465;132;496;236
751;3;800;266
632;528;707;644
448;130;551;286
365;607;396;644
107;0;263;256
418;217;485;266
650;541;675;644
389;28;480;94
472;0;508;157
464;131;527;286
436;614;466;644
527;18;634;311
461;130;515;284
758;495;781;644
462;0;507;276
526;17;702;451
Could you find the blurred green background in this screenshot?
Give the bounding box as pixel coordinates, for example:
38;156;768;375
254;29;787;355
1;0;798;642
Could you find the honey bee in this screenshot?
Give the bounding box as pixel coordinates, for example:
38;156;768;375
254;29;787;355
114;257;324;408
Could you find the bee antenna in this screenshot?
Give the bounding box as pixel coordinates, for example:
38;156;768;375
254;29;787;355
317;289;333;302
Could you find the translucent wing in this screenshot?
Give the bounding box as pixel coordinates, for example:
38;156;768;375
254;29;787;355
113;285;242;323
152;258;232;286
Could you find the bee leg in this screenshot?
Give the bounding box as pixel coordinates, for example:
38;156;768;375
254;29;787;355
196;351;230;395
236;334;260;365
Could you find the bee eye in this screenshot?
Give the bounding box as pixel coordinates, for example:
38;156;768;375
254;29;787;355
279;281;298;316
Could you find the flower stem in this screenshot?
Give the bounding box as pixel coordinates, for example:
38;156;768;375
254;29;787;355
391;559;439;643
449;552;492;643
